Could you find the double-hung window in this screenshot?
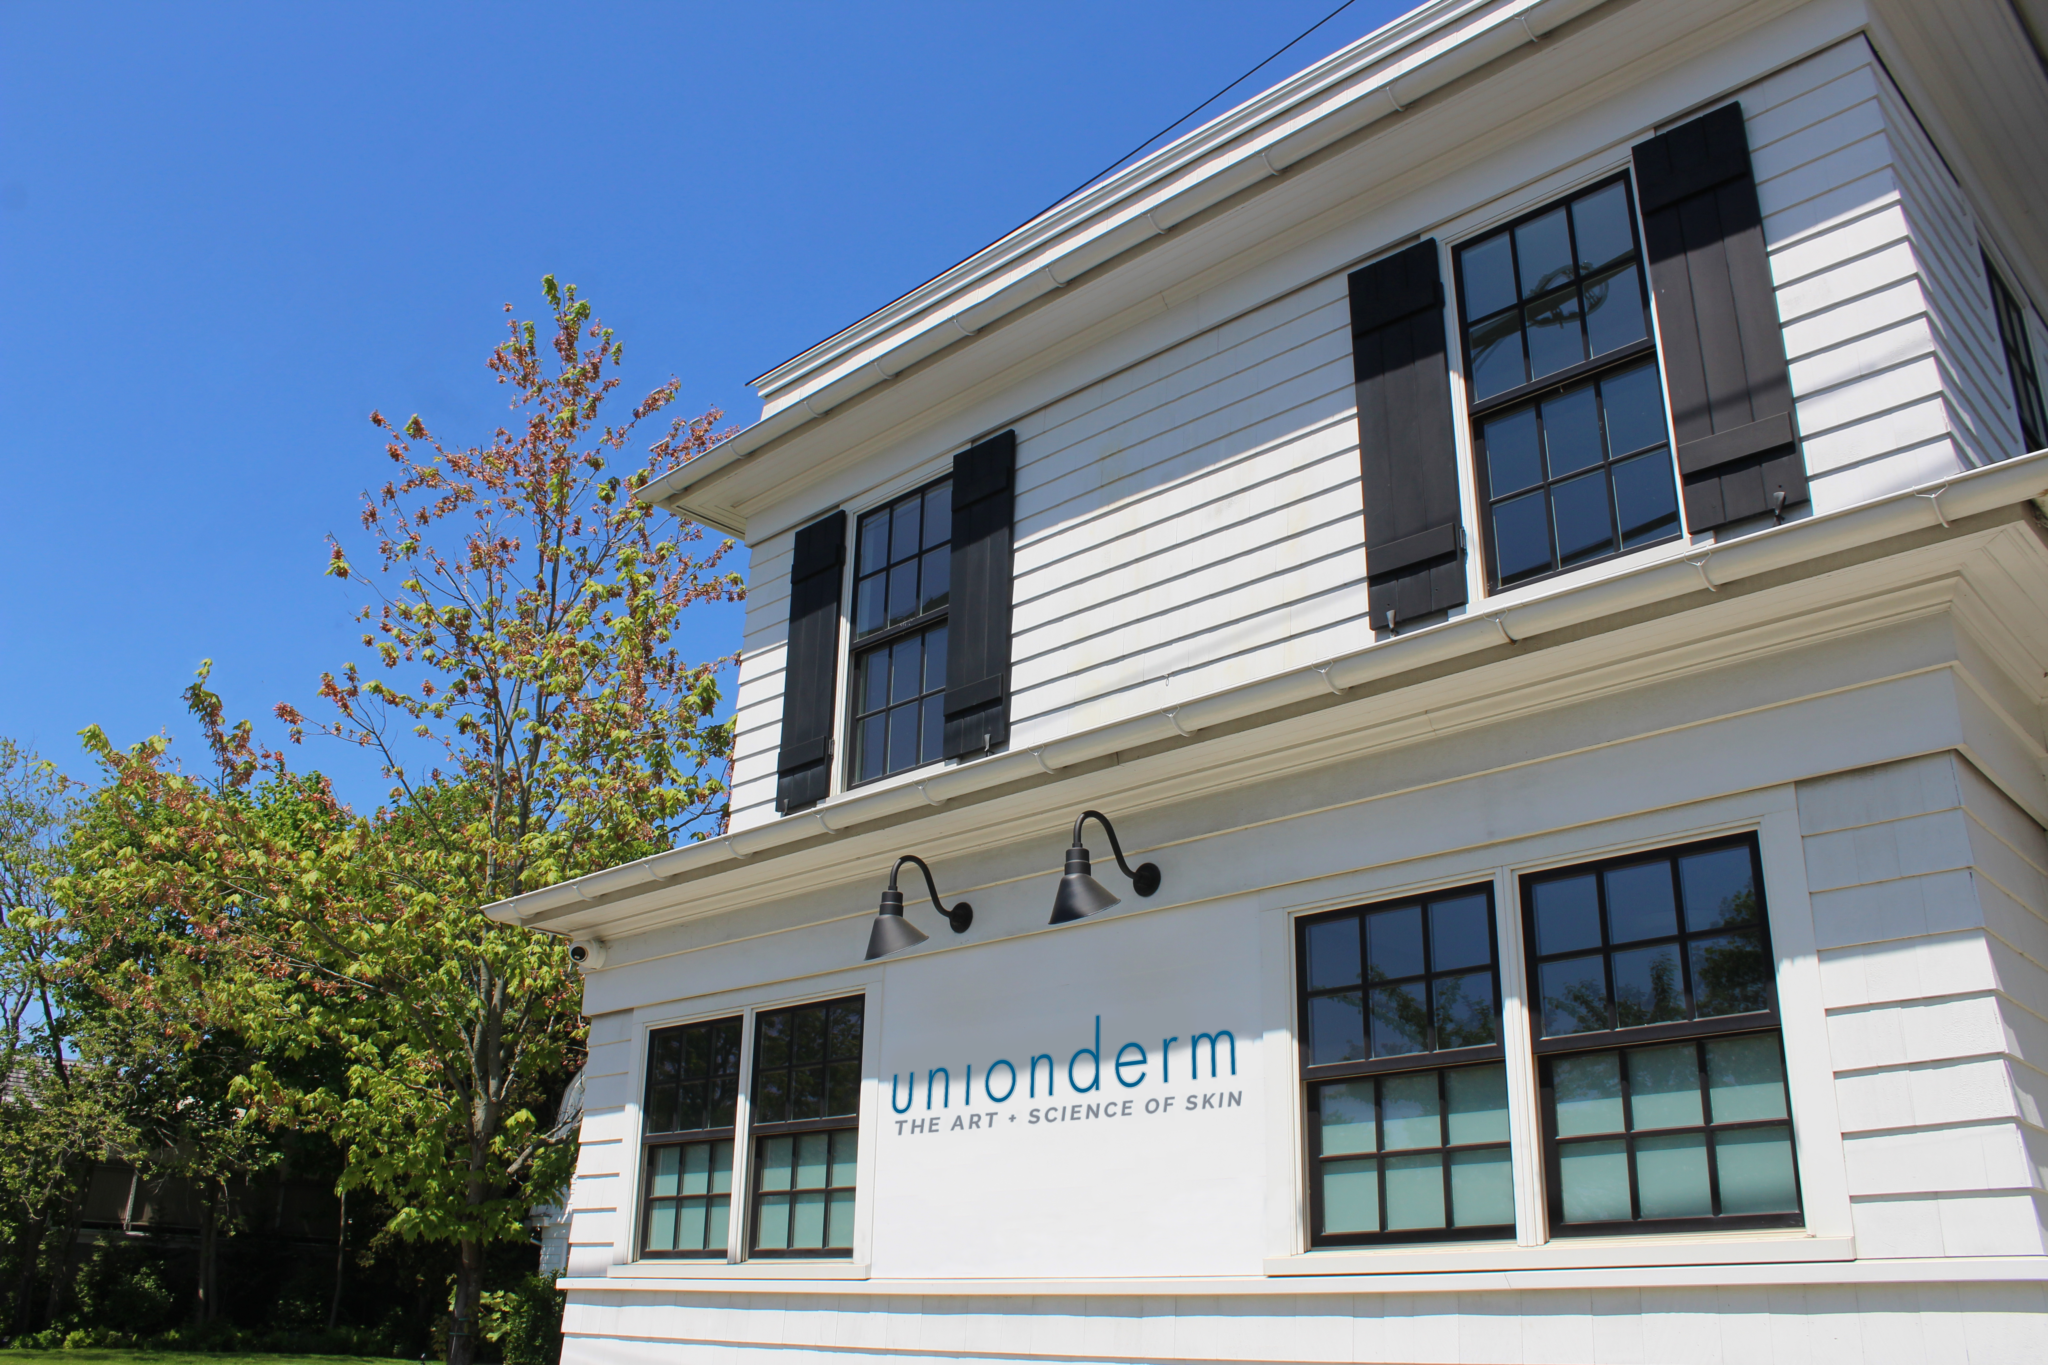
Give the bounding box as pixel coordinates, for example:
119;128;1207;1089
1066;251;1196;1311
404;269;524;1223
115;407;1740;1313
640;1015;743;1258
1456;177;1682;589
848;482;951;786
638;995;866;1262
747;995;864;1257
1297;886;1512;1244
1526;836;1799;1232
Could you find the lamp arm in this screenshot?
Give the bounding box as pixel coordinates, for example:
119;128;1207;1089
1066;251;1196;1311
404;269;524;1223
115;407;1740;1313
891;855;972;931
1072;810;1141;881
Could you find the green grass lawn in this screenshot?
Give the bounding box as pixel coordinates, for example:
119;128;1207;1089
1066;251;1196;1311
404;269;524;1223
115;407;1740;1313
1;1354;400;1365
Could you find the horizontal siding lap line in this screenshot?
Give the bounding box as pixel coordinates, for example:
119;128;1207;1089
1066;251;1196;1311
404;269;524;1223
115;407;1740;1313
1008;545;1366;684
1781;281;1932;363
1824;989;2048;1032
1749;97;1888;192
1757;145;1897;238
1017;382;1358;548
1791;355;1949;432
1012;593;1374;722
1743;65;1882;155
1012;464;1360;608
1774;241;1923;324
1762;169;1904;250
1011;514;1367;648
1732;31;1870;112
1013;414;1358;573
1753;128;1891;211
1017;295;1351;461
1832;1054;2048;1082
1014;358;1357;529
1798;390;1952;450
1013;284;1346;442
1840;1116;2047;1142
1788;319;1939;397
1767;200;1911;289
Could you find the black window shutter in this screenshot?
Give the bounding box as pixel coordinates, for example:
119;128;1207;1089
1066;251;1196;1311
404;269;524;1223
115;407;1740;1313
774;510;846;814
1350;239;1466;628
944;429;1017;760
1633;102;1807;531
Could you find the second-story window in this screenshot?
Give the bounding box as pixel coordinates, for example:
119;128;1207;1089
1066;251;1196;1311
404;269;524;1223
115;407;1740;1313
849;481;950;786
1457;177;1683;590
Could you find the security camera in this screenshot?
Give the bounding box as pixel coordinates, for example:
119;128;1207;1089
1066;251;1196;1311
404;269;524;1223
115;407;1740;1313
568;939;608;972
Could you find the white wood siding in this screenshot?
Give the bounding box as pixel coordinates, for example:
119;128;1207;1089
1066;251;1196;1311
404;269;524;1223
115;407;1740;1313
565;1011;637;1275
1801;753;2048;1257
1754;41;2024;515
719;37;2040;834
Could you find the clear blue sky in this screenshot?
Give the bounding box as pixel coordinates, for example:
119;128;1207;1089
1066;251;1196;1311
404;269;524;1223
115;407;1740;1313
0;0;1410;810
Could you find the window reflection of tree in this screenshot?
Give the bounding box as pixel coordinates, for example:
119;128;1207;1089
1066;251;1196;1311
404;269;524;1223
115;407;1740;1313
1614;954;1681;1028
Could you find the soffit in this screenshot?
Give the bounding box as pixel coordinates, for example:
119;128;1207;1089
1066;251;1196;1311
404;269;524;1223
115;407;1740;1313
1866;0;2048;309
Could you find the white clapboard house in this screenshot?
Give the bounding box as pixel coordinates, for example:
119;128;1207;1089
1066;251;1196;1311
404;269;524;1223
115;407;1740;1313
485;0;2048;1358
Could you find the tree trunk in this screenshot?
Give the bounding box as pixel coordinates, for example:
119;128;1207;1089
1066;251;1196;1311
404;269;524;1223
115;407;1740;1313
193;1188;218;1325
326;1185;347;1331
6;1214;47;1337
39;1175;86;1329
447;1235;482;1365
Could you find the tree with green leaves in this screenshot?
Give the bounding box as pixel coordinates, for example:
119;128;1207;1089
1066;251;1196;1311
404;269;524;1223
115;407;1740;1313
72;277;738;1364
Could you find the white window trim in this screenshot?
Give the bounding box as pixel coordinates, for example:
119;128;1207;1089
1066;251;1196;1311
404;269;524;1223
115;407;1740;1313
619;970;886;1276
1264;785;1853;1273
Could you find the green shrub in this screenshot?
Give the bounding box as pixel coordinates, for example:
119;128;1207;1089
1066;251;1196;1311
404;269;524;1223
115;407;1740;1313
480;1273;564;1365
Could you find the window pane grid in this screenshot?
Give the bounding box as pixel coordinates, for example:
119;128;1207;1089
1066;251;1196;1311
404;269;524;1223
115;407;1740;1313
1526;839;1774;1042
644;1015;743;1136
1524;835;1802;1235
1545;1036;1799;1230
1456;176;1682;590
850;480;950;786
1299;889;1502;1072
748;995;864;1259
642;1138;734;1258
1311;1063;1514;1243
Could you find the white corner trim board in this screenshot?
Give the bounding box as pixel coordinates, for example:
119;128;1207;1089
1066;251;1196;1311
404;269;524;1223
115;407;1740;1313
482;449;2048;930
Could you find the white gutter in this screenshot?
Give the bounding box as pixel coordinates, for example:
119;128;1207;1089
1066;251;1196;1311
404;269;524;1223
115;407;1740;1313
491;450;2048;927
639;0;1611;528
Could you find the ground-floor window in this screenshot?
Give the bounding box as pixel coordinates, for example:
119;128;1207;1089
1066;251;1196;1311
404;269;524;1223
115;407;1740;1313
1296;834;1801;1247
637;994;866;1261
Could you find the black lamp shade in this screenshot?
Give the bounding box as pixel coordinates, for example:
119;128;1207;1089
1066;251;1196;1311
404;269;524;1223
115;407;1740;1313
865;887;931;960
1049;847;1121;924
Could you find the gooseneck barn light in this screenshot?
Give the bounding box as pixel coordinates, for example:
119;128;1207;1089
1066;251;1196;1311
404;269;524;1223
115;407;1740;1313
1049;810;1162;924
865;855;974;961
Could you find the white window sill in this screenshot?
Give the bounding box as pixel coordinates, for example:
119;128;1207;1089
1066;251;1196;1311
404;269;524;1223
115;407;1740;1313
604;1260;869;1281
1265;1231;1852;1276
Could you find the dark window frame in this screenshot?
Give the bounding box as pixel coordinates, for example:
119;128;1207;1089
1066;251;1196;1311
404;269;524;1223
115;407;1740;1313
746;994;865;1259
1985;253;2047;454
1454;173;1686;592
639;1014;744;1260
1521;834;1803;1236
845;477;952;789
1296;884;1514;1247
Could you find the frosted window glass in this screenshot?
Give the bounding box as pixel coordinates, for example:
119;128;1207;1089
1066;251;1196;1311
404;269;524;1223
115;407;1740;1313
1321;1158;1379;1234
755;1194;790;1250
1319;1080;1377;1155
650;1145;680;1199
1707;1036;1788;1123
796;1132;830;1190
1634;1132;1712;1218
1383;1153;1447;1230
1553;1053;1624;1135
758;1137;793;1192
1380;1073;1441;1150
792;1189;828;1248
645;1202;675;1253
1559;1139;1631;1222
1445;1065;1509;1145
706;1198;729;1253
681;1141;710;1196
827;1189;856;1248
1450;1147;1515;1227
1626;1044;1702;1129
1714;1126;1798;1213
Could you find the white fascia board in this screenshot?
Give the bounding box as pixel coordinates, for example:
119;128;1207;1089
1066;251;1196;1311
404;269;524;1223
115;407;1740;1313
493;448;2048;934
638;0;1617;531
